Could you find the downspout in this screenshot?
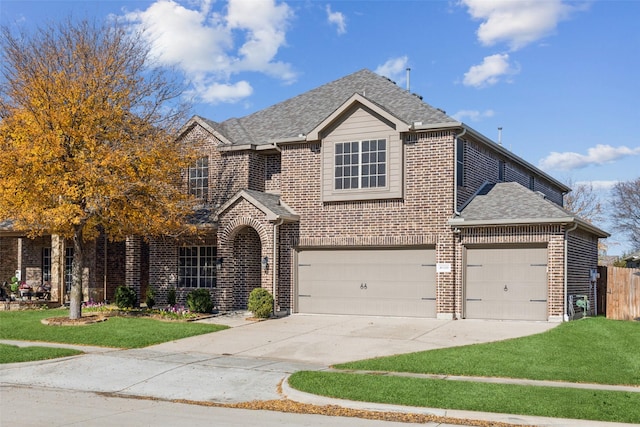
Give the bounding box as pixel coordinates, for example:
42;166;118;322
453;127;467;216
273;218;284;315
452;127;466;320
564;222;578;321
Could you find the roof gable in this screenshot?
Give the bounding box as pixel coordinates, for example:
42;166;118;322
216;189;299;222
306;93;409;141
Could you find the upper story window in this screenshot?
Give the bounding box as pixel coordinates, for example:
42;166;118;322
498;160;505;182
189;157;209;199
334;139;386;190
456;138;465;187
529;175;535;190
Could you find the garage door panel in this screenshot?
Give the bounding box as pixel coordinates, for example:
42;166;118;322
465;247;548;321
297;249;436;317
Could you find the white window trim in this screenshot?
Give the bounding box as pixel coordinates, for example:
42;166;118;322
334;139;388;192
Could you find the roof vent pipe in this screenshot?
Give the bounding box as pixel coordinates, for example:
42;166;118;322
498;127;503;146
406;68;411;91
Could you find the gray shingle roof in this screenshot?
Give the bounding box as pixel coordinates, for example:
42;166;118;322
212;69;456;145
458;182;576;222
243;189;297;219
453;182;608;237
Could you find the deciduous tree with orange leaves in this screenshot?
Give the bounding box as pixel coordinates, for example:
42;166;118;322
0;18;196;319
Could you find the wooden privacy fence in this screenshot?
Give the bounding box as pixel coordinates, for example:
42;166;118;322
603;266;640;321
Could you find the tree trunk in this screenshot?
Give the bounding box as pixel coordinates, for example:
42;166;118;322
69;227;85;320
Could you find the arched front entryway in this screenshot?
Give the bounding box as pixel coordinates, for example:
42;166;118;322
232;226;263;309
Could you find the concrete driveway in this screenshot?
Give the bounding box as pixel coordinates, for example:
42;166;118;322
150;313;558;365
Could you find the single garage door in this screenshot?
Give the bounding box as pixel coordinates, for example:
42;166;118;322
297;248;436;317
465;246;548;321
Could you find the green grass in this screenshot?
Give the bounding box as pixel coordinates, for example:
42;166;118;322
0;308;228;349
336;317;640;385
288;371;640;424
0;343;83;363
289;318;640;423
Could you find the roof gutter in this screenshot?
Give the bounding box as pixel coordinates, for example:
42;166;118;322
448;217;609;238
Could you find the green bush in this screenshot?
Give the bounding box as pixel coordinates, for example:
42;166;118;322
114;286;137;309
186;289;213;313
145;287;156;310
248;288;273;319
167;288;177;306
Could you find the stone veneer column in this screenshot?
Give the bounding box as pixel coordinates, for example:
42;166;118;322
125;236;142;305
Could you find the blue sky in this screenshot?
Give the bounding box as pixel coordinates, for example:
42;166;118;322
2;0;639;254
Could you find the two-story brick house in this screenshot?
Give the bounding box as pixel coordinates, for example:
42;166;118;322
1;69;607;321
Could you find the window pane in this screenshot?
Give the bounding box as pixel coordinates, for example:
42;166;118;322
378;176;386;187
362;140;369;151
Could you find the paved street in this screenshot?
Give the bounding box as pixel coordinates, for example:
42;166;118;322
1;386;434;427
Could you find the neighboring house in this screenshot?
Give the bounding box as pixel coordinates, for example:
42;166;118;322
623;252;640;268
0;69;608;321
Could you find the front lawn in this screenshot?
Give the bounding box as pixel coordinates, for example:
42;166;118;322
337;317;640;385
0;308;228;350
289;317;640;424
0;343;82;363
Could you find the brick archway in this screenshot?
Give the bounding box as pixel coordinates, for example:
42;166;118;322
217;215;273;311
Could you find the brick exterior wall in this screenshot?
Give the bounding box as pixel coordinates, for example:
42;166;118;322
458;138;565;208
1;238;19;284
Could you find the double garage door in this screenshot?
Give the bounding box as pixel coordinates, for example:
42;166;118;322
296;246;549;320
297;248;436;317
465;246;548;321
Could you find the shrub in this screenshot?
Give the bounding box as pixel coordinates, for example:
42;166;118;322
114;286;137;309
167;288;176;306
248;288;273;319
145;287;156;310
186;289;213;313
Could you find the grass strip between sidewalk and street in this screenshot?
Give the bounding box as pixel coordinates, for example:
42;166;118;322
0;308;227;350
0;343;83;363
288;371;640;424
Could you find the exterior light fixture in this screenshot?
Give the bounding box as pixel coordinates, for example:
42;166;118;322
216;257;223;271
261;256;269;271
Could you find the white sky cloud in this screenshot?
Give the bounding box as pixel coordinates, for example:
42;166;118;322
189;80;253;104
539;144;640;171
576;180;619;191
452;109;495;122
461;0;575;51
124;0;295;104
326;5;346;35
463;53;518;88
375;56;409;86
